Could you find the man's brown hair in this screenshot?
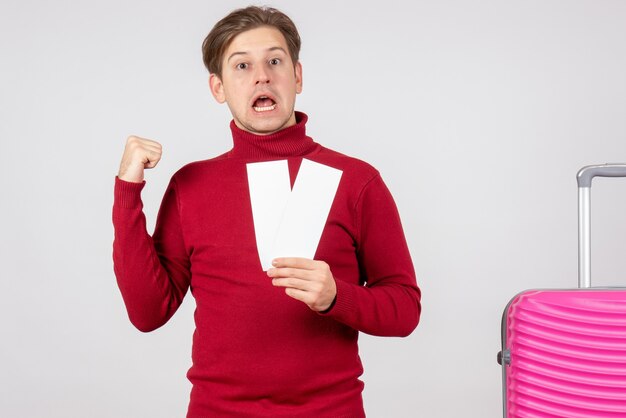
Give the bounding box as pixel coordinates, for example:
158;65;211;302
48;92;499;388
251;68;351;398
202;6;301;78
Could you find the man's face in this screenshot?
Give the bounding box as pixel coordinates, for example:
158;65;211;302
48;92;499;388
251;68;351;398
209;26;303;135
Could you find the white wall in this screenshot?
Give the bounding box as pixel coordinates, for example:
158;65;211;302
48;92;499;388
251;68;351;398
2;1;626;417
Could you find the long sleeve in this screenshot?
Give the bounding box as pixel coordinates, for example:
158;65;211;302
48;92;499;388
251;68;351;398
318;173;421;337
112;175;191;332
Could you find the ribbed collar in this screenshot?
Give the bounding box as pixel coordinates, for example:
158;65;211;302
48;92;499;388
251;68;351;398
228;111;319;159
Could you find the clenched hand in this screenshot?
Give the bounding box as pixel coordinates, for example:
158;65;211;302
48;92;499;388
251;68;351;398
118;135;163;183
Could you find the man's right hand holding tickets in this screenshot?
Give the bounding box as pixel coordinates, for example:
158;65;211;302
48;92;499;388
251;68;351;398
117;135;163;183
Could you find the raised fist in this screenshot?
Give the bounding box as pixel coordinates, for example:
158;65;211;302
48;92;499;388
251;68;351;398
117;135;163;183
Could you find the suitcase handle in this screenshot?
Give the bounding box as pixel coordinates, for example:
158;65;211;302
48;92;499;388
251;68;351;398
576;164;626;288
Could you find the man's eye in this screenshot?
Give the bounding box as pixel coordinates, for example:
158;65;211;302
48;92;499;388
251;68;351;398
269;58;281;65
236;63;248;70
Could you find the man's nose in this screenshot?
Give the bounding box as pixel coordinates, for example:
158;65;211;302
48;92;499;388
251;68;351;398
255;65;270;84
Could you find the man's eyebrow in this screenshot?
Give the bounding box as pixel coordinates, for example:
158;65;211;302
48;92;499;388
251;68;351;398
227;51;248;63
227;46;287;63
267;46;287;54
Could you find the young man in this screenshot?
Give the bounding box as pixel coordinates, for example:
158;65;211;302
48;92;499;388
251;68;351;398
113;6;420;418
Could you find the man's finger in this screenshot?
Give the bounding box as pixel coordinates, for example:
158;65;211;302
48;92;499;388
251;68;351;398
267;267;314;280
271;257;318;270
284;287;311;304
272;277;314;290
284;288;330;312
142;149;162;168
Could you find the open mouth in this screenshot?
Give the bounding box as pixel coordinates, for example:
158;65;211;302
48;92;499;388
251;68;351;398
252;95;277;112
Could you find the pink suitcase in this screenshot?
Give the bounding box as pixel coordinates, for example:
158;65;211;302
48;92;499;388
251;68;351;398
498;164;626;417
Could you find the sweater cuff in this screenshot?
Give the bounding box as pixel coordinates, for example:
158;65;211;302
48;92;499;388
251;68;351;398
317;277;357;319
114;176;146;209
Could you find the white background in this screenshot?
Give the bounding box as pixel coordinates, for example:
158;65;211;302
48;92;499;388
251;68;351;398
2;1;626;417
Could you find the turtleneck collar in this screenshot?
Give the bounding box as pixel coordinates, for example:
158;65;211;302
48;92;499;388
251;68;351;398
228;111;319;159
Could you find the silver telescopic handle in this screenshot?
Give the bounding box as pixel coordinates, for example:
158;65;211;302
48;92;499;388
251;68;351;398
576;164;626;288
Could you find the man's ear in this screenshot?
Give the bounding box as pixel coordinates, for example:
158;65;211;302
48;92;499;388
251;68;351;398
295;61;303;94
209;73;226;103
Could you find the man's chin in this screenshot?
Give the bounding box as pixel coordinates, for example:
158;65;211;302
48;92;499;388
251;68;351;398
236;114;295;136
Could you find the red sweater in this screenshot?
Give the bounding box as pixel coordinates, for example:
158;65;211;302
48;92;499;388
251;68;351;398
112;112;421;418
